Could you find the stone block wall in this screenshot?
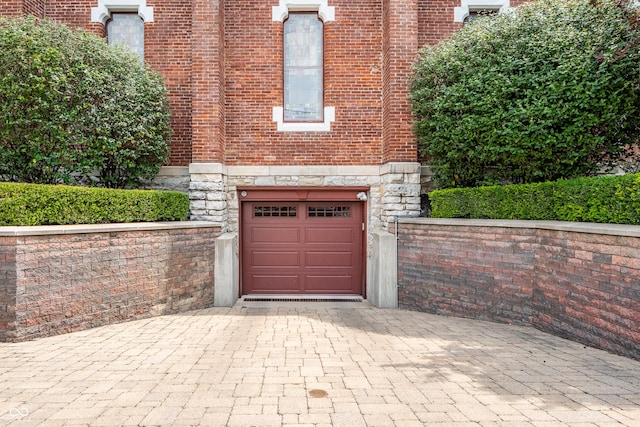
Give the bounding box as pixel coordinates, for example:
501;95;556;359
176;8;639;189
0;222;220;342
189;163;421;233
395;219;640;360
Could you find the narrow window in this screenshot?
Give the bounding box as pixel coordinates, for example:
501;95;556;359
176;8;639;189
283;13;323;122
107;13;144;59
463;8;498;26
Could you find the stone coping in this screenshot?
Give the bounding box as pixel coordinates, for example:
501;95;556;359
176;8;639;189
397;218;640;238
0;221;220;237
188;162;421;176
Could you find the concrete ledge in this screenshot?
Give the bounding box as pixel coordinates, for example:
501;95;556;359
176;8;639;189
380;162;421;175
0;221;220;237
157;166;190;176
189;163;423;178
189;163;227;174
398;217;640;238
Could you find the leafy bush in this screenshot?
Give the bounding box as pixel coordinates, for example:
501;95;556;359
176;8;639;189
0;17;171;188
411;0;640;188
429;173;640;225
0;183;189;226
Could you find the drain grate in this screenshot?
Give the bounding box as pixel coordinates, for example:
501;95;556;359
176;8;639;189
242;296;363;303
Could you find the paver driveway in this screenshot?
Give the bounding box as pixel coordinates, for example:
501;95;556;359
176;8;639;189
1;301;639;426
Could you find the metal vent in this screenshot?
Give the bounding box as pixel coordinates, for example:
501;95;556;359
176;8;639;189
242;296;363;303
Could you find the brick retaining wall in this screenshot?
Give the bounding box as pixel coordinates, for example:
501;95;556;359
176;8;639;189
0;222;220;342
395;219;640;360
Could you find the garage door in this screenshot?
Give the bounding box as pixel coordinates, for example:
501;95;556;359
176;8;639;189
242;200;364;295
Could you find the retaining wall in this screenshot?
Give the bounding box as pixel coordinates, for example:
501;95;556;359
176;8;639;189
0;222;220;342
395;218;640;360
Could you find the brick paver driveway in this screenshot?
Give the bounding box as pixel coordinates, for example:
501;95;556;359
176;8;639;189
1;302;639;426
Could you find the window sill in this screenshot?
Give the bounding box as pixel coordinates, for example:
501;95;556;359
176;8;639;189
272;106;335;132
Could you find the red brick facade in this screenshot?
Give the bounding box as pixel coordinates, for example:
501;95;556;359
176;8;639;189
0;0;512;168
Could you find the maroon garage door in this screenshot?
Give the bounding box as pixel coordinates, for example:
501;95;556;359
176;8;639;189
241;198;364;295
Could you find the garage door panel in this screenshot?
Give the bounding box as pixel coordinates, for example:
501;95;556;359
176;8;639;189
252;227;300;244
306;228;354;244
242;199;363;295
306;252;353;267
251;275;300;292
252;251;300;267
306;276;356;293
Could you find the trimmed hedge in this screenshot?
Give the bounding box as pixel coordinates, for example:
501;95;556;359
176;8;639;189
0;183;189;226
429;173;640;225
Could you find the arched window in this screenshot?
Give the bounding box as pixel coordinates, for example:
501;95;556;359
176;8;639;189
106;13;144;58
91;1;154;60
272;0;335;132
454;0;510;23
284;13;323;122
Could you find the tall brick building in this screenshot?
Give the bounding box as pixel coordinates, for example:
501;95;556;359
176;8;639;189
1;0;521;298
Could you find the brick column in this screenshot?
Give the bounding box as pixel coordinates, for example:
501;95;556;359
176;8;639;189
382;0;418;163
23;0;45;17
189;0;228;228
0;0;45;17
191;0;226;163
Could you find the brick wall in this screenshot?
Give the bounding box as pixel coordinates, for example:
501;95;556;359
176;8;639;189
418;0;529;46
0;238;17;342
192;0;225;164
0;223;220;342
396;219;640;360
224;0;390;166
0;0;23;16
382;0;419;163
149;1;193;166
533;230;640;360
39;0;193;166
23;0;45;17
1;1;537;169
418;0;459;46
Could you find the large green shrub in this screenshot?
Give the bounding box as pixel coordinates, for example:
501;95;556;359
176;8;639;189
0;183;189;226
411;0;640;188
0;17;171;188
429;173;640;225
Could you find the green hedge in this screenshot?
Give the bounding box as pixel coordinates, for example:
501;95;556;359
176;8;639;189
0;183;189;226
429;173;640;225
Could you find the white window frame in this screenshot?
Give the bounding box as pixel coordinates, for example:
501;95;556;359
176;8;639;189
272;0;335;132
91;0;154;25
272;0;335;23
454;0;509;23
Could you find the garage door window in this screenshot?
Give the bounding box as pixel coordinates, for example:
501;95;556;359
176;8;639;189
254;206;297;217
308;206;351;218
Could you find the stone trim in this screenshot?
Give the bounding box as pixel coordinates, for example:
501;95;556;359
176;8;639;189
188;160;420;235
272;0;336;23
272;106;336;132
91;0;154;24
454;0;510;23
